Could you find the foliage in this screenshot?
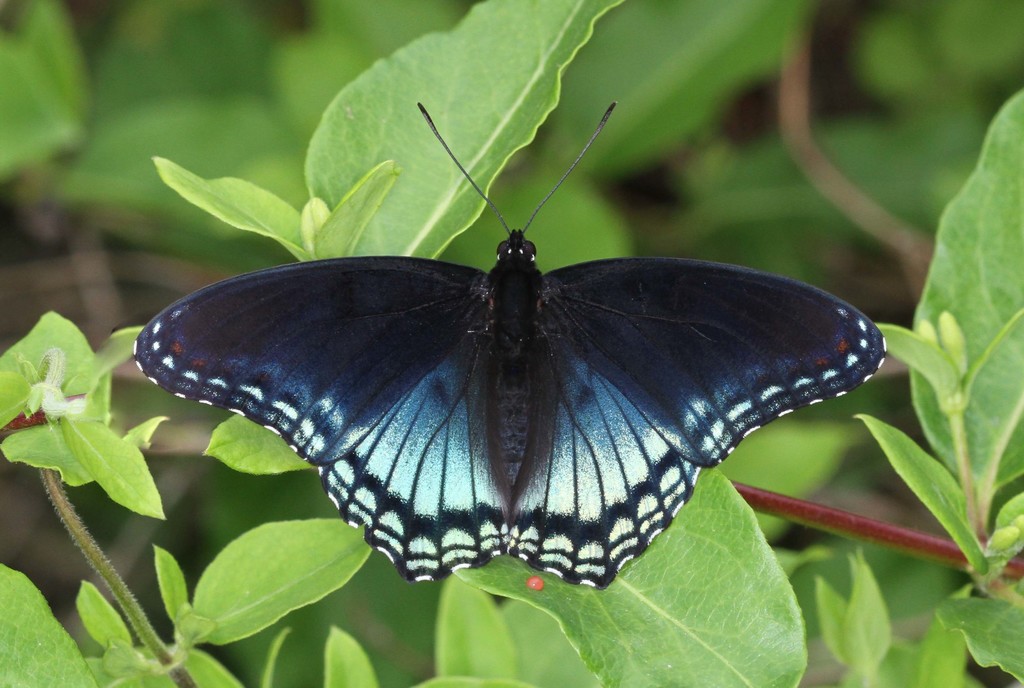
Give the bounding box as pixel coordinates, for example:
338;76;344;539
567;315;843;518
2;0;1024;687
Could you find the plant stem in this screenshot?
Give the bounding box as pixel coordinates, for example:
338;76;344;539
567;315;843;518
948;410;984;534
734;482;1024;580
40;469;197;688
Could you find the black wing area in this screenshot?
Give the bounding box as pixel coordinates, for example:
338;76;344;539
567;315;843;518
135;258;507;581
508;258;885;587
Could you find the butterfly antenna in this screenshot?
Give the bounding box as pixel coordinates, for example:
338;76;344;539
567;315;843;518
522;101;617;233
418;103;512;236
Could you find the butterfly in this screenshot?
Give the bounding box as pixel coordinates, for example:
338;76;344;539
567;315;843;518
135;104;885;588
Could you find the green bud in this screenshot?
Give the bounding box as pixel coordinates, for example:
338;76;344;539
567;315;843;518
988;525;1021;552
175;605;218;647
915;319;939;345
26;348;86;419
937;311;968;375
300;197;332;256
1013;514;1024;532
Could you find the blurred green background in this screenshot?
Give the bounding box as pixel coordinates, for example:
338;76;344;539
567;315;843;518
2;0;1023;685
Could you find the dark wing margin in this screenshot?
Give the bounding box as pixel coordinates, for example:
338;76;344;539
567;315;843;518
508;258;885;587
135;257;506;581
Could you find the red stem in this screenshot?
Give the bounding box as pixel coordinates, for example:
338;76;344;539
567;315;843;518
735;482;1024;580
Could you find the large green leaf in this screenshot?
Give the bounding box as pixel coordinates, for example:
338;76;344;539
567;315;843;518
0;565;97;687
306;0;625;258
193;520;369;644
460;471;805;688
938;597;1024;681
501;601;600;688
914;89;1024;487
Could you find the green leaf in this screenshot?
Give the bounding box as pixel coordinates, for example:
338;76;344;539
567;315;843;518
76;581;132;647
1;425;92;485
912;610;967;688
193;519;369;644
501;601;600;688
815;577;849;665
844;552;891;681
206;415;308;474
154;546;189;623
914;88;1024;486
878;324;960;402
261;627;291;688
459;471;805;688
61;419;165;519
324;627;379;688
154;157;306;259
123;417;168;449
995;492;1024;529
0;371;30;428
555;0;813;174
437;578;516;679
938;597;1024;681
314;160;401;258
306;0;625;258
0;313;95;396
859;415;987;573
185;649;245;688
0;564;98;687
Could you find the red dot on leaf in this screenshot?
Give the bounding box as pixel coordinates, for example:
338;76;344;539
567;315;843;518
526;575;544;591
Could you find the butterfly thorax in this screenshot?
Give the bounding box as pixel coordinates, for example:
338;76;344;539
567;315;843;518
487;230;542;489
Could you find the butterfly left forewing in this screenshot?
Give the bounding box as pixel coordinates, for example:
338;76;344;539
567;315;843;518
136;258;506;580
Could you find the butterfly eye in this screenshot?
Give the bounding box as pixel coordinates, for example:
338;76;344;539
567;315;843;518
497;240;509;258
524;240;537;261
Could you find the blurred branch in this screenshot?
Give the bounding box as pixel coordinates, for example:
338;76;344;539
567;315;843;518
778;42;933;298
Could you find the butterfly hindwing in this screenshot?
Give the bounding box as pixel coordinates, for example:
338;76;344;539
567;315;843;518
507;258;885;587
135;258;506;580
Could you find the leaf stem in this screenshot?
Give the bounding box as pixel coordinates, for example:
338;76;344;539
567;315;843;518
733;482;1024;580
948;411;984;534
40;469;196;688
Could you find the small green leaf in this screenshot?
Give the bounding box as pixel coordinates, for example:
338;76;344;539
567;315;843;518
1;425;92;485
206;415;308;474
154;157;306;259
261;627;291;688
437;578;516;679
100;638;152;679
0;564;98;687
154;546;188;623
859;415;987;573
193;520;369;644
0;371;31;428
938;597;1024;681
124;416;168;449
844;552;891;681
61;419;165;518
815;577;848;664
0;313;95;396
75;581;131;647
314;160;401;258
878;324;960;402
460;472;805;688
324;627;379;688
912;611;968;688
176;605;218;647
995;492;1024;529
184;649;245;688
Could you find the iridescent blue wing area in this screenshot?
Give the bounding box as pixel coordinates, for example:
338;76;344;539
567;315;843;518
135;259;507;581
508;258;885;587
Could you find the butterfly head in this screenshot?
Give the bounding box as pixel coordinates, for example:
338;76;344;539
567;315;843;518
497;230;536;267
